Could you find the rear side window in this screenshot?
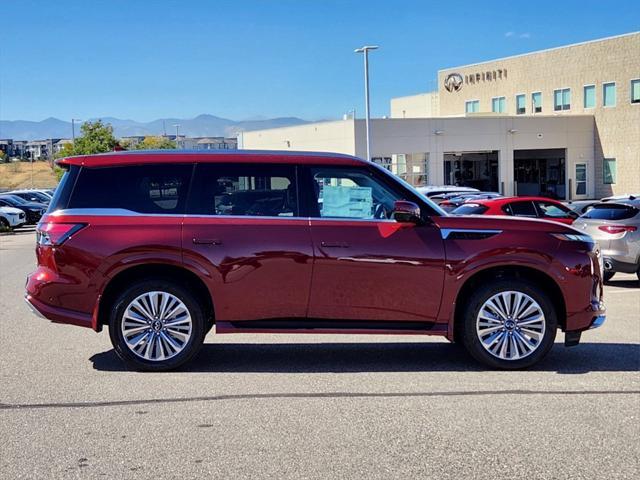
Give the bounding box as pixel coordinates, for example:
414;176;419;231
68;164;192;214
188;163;298;216
451;204;489;215
48;165;79;213
582;204;639;220
504;201;537;217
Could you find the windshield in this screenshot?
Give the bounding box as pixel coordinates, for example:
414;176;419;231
452;204;489;215
581;204;638;220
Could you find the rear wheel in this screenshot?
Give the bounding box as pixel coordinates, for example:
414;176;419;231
108;280;206;371
603;271;615;283
459;279;557;369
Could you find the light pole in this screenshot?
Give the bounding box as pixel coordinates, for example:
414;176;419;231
71;119;82;144
354;45;378;162
173;124;180;149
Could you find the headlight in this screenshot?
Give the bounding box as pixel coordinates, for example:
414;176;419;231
551;233;593;242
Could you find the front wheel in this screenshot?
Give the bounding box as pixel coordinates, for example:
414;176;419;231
459;279;557;369
108;280;206;371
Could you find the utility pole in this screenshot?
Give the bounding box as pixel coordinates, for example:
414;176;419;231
354;45;379;162
71;119;82;144
173;124;180;149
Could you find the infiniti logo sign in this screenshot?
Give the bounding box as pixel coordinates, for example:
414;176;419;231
444;73;464;92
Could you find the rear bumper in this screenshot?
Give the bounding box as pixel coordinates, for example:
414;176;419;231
603;256;638;274
24;294;93;329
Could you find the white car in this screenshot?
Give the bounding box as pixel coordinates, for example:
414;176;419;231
0;206;26;229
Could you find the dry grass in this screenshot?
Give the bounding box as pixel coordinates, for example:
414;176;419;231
0;162;58;190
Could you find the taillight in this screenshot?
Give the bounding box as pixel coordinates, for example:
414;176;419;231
36;223;86;246
597;225;637;235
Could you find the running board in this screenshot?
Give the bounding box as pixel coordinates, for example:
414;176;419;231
215;319;447;335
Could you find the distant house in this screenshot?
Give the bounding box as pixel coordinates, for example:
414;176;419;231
195;137;238;150
53;139;73;155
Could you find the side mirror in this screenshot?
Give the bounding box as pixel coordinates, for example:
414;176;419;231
393;200;422;224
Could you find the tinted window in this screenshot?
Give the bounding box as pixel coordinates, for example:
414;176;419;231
48;165;79;213
69;164;192;214
452;204;489;215
188;163;297;217
310;166;403;220
504;201;537;217
535;201;571;218
582;204;639;220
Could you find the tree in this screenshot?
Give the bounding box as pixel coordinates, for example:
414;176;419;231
134;136;176;150
54;142;74;159
0;150;7;163
71;120;118;155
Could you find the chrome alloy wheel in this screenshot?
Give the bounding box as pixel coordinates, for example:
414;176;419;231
476;291;546;361
121;291;193;361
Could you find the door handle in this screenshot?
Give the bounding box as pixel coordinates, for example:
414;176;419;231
320;241;350;248
193;238;222;246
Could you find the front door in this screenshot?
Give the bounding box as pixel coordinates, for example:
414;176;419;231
304;165;445;323
182;163;313;323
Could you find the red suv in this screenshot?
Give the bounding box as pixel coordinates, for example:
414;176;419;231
26;151;605;371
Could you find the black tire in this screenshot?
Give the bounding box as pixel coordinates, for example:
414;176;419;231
459;279;557;370
603;271;615;283
108;279;206;371
0;217;10;229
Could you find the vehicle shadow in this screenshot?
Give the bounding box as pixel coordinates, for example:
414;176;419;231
90;341;640;374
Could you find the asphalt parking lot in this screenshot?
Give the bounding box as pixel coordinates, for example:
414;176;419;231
1;227;639;479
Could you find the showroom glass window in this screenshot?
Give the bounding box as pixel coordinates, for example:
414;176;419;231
187;163;298;217
583;85;595;108
603;82;616;107
575;164;587;195
465;100;479;113
603;158;616;184
532;92;542;113
491;97;506;113
516;94;526;114
632;79;640;104
554;88;571;111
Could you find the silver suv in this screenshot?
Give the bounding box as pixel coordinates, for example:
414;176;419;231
573;197;640;282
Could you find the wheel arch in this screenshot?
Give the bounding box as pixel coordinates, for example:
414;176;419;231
96;263;215;331
452;265;566;342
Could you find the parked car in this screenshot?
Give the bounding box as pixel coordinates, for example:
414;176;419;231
416;185;480;200
26;151;605;371
452;196;579;225
439;192;502;212
7;190;52;204
564;200;599;216
0;205;26;229
572;199;640;282
0;195;47;224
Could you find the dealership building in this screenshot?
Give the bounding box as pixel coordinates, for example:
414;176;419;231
241;32;639;199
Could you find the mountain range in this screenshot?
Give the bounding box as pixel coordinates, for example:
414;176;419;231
0;114;312;140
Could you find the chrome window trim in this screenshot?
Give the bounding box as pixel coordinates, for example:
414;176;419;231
440;229;502;239
49;208;401;223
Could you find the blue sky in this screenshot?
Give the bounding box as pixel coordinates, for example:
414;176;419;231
1;0;637;121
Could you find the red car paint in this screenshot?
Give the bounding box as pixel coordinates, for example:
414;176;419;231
26;151;604;345
454;196;578;225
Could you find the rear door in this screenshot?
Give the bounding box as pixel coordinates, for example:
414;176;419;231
503;201;537;218
303;165;445;323
182;163;314;323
